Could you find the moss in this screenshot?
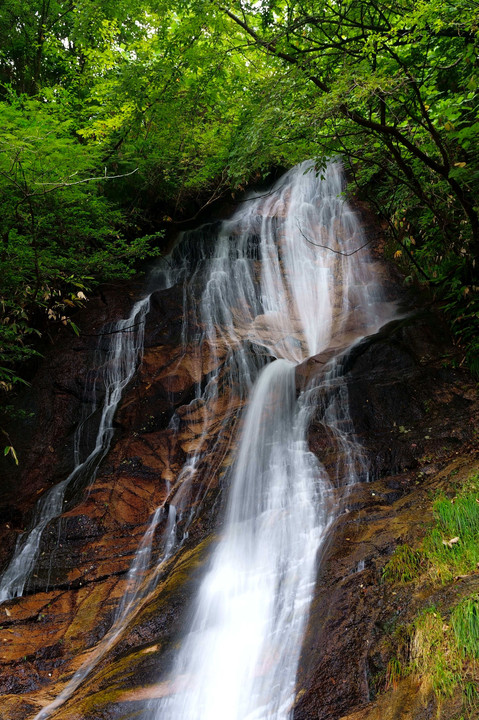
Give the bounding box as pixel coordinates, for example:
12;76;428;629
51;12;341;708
134;534;214;625
81;687;122;712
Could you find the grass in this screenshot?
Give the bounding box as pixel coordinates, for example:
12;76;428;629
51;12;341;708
410;607;462;700
383;473;479;584
451;595;479;660
382;544;422;583
407;600;479;713
423;491;479;582
385;657;405;690
385;601;479;712
381;472;479;713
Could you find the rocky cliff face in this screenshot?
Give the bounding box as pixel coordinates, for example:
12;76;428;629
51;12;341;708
1;207;478;720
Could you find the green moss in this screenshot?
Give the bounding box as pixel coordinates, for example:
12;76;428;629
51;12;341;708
80;687;122;712
137;534;214;625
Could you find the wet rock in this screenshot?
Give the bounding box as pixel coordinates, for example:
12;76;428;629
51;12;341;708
0;262;244;715
0;280;144;570
0;228;478;720
293;455;479;720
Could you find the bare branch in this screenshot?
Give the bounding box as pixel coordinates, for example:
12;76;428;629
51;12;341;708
34;167;139;191
295;219;375;256
82;321;145;337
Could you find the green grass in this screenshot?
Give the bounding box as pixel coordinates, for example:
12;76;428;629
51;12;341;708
383;473;479;584
410;607;462;700
405;600;479;713
425;486;479;582
451;595;479;659
385;656;405;690
381;473;479;712
382;544;422;583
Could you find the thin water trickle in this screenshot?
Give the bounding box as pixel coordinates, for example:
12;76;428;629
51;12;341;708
0;296;151;603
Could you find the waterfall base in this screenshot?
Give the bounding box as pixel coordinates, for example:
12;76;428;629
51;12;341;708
0;304;478;720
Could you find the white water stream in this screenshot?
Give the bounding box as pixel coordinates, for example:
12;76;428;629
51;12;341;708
0;298;150;603
15;160;398;720
146;161;398;720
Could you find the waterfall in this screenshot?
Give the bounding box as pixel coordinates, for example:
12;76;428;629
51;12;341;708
0;296;151;603
145;161;397;720
25;160;398;720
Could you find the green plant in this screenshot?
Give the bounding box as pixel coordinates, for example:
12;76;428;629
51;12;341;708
451;595;479;659
463;681;479;714
382;476;479;709
385;657;405;690
410;608;462;699
382;544;422;583
422;490;479;582
384;597;479;711
0;96;162;404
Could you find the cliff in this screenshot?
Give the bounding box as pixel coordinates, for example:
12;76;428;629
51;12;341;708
0;164;478;720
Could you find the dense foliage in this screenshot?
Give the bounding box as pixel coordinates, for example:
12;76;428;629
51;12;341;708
218;0;479;372
1;0;479;456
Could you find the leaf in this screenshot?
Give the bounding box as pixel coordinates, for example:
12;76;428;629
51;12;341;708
4;446;18;465
69;321;80;337
442;536;460;548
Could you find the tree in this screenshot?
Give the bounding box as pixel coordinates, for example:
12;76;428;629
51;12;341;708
215;0;479;370
0;93;160;394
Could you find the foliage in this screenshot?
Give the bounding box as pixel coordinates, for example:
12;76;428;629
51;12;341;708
383;474;479;710
214;0;479;372
385;656;405;690
410;607;462;699
451;595;479;660
423;490;479;582
385;601;479;711
2;0;479;456
0;95;160;396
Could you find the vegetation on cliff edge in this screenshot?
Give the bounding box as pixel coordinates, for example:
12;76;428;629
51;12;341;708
383;471;479;714
1;0;479;452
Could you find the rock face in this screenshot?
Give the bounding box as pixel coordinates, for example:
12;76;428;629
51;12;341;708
0;203;478;719
294;316;479;720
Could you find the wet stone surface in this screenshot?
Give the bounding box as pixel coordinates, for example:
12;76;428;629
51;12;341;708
0;201;478;718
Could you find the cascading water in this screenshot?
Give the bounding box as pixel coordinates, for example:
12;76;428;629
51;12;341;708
25;160;399;720
144;161;398;720
0;297;150;603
